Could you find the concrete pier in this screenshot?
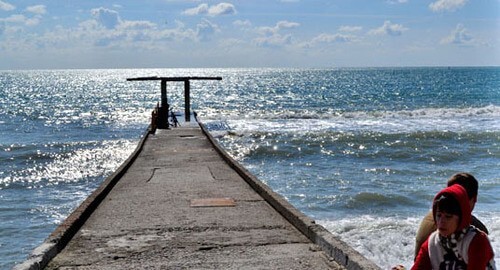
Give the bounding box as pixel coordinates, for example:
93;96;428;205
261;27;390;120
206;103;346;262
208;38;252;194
16;124;380;270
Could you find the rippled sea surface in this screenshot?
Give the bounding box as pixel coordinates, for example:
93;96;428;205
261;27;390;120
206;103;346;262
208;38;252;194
1;68;499;269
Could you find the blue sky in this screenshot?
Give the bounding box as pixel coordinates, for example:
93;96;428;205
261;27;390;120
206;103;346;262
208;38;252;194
0;0;499;69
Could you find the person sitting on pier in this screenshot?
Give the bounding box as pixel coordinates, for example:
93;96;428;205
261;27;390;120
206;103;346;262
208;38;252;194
412;184;495;269
413;172;489;260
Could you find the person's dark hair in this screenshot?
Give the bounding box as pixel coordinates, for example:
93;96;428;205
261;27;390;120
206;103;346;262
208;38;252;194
447;172;478;200
433;194;461;221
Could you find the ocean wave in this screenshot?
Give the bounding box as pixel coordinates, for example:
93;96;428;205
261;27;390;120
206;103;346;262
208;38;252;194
215;128;499;158
319;215;424;269
201;105;500;120
319;211;500;269
202;105;500;135
339;105;500;119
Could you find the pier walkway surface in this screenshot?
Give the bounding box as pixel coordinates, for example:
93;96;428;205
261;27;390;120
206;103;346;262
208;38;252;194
19;124;380;270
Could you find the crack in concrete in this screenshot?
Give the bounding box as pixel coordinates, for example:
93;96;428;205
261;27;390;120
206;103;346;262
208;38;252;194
145;167;160;182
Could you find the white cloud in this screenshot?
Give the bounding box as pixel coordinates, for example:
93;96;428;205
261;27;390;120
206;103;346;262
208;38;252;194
208;3;236;16
0;6;44;27
257;20;300;35
254;34;292;47
257;26;275;36
339;25;362;32
312;33;354;43
156;21;197;42
119;20;156;31
1;14;25;23
94;33;126;47
276;21;300;29
233;19;252;28
301;33;356;48
253;21;299;48
387;0;408;4
0;0;14;11
441;23;474;45
183;3;209;16
369;20;408;36
26;5;46;15
183;3;236;16
219;38;245;48
74;9;170;49
196;19;219;41
429;0;467;12
91;7;121;29
0;14;39;27
25;17;41;26
147;19;220;44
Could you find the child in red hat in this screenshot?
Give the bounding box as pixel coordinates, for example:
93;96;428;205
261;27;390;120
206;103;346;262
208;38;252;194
412;184;496;269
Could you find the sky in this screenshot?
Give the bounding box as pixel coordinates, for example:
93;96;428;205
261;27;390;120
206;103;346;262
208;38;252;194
0;0;499;69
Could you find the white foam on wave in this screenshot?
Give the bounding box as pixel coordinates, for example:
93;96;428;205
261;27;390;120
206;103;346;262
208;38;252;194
203;105;500;135
319;215;419;269
319;213;500;269
203;105;500;120
475;212;500;267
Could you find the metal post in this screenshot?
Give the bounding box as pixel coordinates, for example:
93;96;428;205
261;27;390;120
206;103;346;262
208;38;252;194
159;79;169;128
184;80;190;122
161;80;167;109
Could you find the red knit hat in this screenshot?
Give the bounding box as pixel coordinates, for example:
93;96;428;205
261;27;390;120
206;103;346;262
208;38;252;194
432;184;472;231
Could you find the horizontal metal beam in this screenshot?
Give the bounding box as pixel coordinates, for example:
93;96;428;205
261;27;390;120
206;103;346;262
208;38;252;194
127;76;222;82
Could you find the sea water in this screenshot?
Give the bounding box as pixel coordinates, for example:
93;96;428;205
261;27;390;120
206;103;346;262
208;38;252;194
1;68;498;269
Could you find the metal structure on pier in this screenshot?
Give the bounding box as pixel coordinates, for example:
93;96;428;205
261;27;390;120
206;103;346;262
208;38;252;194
127;76;222;129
